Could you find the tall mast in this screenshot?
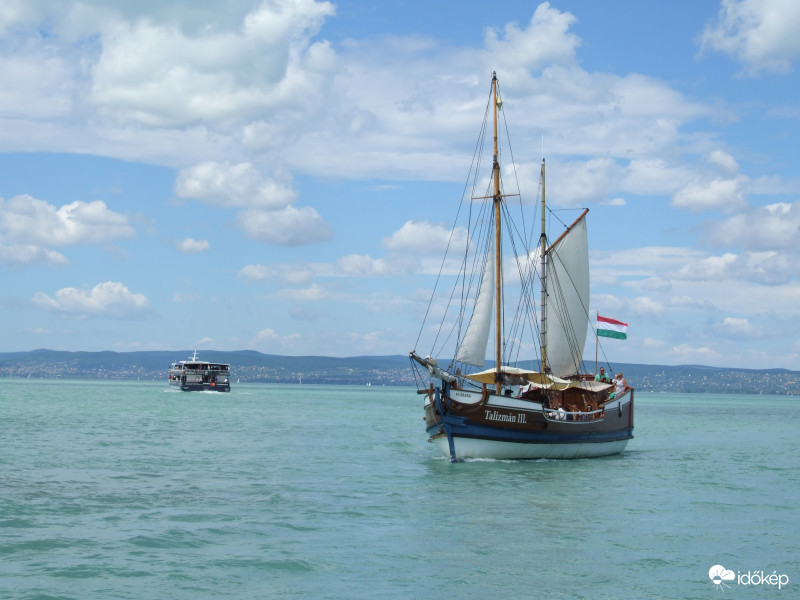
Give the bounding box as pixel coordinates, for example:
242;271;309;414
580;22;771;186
540;158;548;372
492;72;502;392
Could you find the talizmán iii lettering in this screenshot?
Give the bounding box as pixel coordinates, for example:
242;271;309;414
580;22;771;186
485;410;526;424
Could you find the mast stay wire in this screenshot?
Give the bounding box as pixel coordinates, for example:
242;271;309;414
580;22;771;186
415;80;495;359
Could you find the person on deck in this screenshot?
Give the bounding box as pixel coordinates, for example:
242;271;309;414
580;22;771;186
613;372;630;398
517;382;534;398
594;367;612;383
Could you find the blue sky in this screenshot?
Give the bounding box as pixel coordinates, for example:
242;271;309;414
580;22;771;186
2;0;800;369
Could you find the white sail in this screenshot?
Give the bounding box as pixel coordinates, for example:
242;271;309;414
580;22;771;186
455;241;495;367
545;214;590;377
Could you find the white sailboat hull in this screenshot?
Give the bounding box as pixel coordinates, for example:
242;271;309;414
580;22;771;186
430;435;630;461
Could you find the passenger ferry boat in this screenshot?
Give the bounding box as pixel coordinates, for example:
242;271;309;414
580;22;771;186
168;351;231;392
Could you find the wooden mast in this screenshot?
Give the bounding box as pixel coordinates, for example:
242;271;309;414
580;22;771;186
540;158;548;373
492;72;502;393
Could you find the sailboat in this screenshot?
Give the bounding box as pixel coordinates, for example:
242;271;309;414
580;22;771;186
410;72;633;461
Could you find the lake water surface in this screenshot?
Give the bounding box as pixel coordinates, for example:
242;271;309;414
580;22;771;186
2;380;798;599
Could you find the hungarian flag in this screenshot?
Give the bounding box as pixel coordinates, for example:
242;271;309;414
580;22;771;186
597;315;628;340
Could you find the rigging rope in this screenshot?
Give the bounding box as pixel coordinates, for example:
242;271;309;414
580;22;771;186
415;82;493;356
413;76;596;379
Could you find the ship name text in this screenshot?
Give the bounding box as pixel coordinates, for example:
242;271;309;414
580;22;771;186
485;410;526;424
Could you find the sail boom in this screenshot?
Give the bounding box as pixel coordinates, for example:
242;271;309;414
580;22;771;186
545;209;589;255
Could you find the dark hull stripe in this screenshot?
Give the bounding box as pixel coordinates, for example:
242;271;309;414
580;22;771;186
429;422;632;445
180;385;230;392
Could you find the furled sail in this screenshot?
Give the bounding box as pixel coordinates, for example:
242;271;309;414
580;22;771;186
544;214;590;377
455;241;495;367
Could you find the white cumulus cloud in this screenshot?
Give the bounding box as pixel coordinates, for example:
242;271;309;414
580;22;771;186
89;0;336;128
32;281;151;318
0;242;68;266
484;2;580;73
0;195;135;246
714;315;760;338
671;176;749;213
236;205;333;246
705;201;800;250
699;0;800;75
175;238;210;253
336;254;390;276
382;220;468;255
175;162;297;209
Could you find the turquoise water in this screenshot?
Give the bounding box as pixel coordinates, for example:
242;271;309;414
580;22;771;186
1;380;797;599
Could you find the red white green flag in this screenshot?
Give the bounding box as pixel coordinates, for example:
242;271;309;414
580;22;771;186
597;315;628;340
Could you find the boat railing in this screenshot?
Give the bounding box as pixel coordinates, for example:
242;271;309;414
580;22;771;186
544;408;605;422
609;388;632;402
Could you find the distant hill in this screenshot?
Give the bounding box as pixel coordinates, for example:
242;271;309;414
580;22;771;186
0;349;798;395
0;349;412;386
